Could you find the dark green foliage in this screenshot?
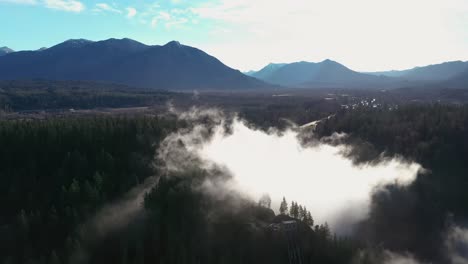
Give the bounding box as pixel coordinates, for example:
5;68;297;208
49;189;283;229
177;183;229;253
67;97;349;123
2;100;467;264
0;80;177;111
0;116;178;263
279;196;288;215
316;104;468;262
0;114;357;264
94;169;357;264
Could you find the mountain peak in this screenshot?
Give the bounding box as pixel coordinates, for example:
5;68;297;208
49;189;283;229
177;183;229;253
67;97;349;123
98;38;148;50
321;59;338;64
266;62;286;68
102;38;142;44
51;39;93;50
0;46;14;56
0;37;268;90
164;41;182;47
64;38;93;45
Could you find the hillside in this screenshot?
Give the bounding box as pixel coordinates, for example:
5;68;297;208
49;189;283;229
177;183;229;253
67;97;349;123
0;47;14;56
368;61;468;81
250;60;393;88
0;39;269;90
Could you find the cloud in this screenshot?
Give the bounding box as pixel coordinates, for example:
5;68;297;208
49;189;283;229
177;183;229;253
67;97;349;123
198;119;421;231
171;8;188;15
94;3;121;13
138;1;195;30
160;108;422;234
446;226;468;264
158;11;171;20
126;7;137;18
151;17;158;28
379;225;468;264
147;10;189;29
165;17;188;29
383;251;424;264
0;0;37;4
0;0;85;13
191;0;468;72
69;176;158;264
43;0;84;12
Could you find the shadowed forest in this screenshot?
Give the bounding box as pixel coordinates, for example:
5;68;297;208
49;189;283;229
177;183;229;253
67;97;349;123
1;82;467;264
3;0;468;261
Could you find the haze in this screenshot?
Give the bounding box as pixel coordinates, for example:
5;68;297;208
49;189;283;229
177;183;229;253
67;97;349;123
178;117;422;232
1;0;468;71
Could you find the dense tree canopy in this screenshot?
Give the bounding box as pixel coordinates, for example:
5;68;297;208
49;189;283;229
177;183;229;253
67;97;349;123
316;104;468;262
1;101;467;264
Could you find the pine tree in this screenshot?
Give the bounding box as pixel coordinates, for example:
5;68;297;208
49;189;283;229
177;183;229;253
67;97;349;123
301;206;308;221
279;197;288;215
319;223;331;239
289;201;295;217
290;202;300;219
306;212;314;226
49;251;60;264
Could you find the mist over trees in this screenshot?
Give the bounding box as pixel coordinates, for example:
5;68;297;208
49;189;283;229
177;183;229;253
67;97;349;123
276;198;314;227
0;102;467;264
0;116;181;263
0;114;356;264
315;104;468;262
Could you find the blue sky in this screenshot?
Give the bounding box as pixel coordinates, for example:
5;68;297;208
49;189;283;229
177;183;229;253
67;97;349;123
1;0;468;71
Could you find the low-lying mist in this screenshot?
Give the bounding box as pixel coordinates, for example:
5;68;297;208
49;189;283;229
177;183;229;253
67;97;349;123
67;107;468;264
163;108;423;234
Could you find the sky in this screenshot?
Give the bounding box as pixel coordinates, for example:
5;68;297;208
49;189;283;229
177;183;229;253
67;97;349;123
1;0;468;72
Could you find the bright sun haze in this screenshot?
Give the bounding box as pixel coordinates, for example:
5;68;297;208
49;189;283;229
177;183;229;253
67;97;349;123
1;0;467;71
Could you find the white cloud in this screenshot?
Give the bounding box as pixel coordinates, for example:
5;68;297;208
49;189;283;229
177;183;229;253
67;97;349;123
383;251;423;264
171;8;187;15
200;120;420;231
0;0;37;4
382;225;468;264
126;7;137;18
192;0;468;72
446;226;468;264
0;0;85;12
138;2;194;29
138;2;160;18
165;17;188;29
151;17;158;28
43;0;84;12
158;11;171;20
94;3;121;13
147;10;189;29
163;114;421;233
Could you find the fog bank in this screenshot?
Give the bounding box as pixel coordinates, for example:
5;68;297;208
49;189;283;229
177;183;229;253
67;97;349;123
165;111;422;233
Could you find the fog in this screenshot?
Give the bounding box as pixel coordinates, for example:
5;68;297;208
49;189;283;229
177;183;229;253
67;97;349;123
166;110;422;233
445;226;468;264
69;176;157;264
381;225;468;264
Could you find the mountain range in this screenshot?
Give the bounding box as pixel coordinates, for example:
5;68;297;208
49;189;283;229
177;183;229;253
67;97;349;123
0;38;268;90
246;60;395;88
1;38;467;90
248;60;468;89
367;61;468;81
